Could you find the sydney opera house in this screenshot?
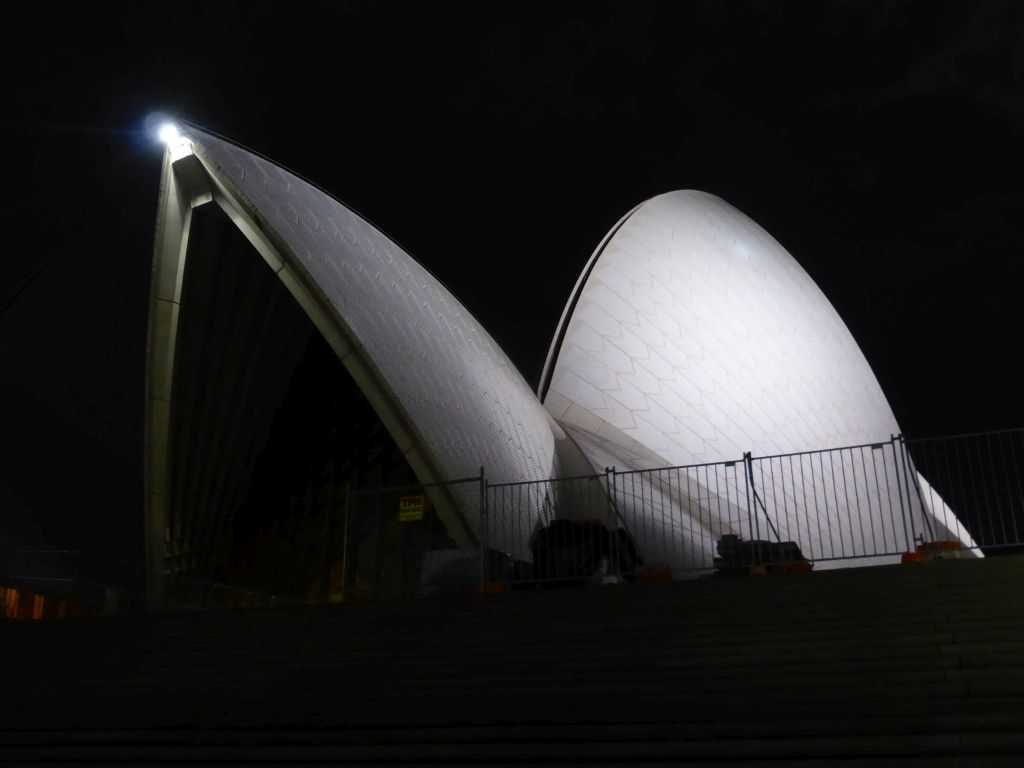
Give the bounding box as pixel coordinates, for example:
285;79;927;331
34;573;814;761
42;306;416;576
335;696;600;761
145;124;975;603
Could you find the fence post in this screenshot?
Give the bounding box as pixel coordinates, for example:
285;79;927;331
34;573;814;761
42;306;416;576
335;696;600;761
743;452;756;543
340;483;350;600
479;466;487;590
320;483;333;602
890;435;914;553
604;467;620;575
898;435;934;540
602;468;618;536
603;467;614;525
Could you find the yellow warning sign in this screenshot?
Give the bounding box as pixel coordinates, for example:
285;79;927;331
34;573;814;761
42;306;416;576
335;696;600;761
399;494;425;522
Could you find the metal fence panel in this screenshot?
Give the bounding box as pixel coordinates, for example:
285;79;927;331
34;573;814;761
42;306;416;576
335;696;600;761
905;429;1023;553
747;442;920;565
481;430;1023;578
611;462;740;575
139;427;1024;606
345;476;484;599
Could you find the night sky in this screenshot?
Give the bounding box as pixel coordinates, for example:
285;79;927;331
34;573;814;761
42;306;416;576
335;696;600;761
2;1;1022;562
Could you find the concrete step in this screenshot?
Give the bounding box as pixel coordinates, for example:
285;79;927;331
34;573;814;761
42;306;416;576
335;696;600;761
6;554;1024;762
25;663;1024;705
18;604;1024;650
0;642;974;691
10;558;1024;630
14;620;1024;690
69;641;1024;682
136;586;1022;624
2;728;1024;763
10;599;1024;659
11;686;1024;730
17;633;1020;694
5;711;1024;746
73;619;1024;664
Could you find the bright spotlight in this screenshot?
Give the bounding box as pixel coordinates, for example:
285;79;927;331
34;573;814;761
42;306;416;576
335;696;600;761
158;123;179;143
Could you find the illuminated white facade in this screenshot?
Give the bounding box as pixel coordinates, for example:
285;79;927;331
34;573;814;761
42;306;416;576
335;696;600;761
540;191;977;569
145;128;973;596
145;125;560;591
542;191;899;462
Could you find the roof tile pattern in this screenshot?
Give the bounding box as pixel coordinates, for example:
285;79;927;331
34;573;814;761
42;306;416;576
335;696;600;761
546;191;901;465
544;191;975;567
185;128;558;547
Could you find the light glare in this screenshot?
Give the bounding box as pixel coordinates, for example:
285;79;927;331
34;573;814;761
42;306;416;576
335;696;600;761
158;123;179;144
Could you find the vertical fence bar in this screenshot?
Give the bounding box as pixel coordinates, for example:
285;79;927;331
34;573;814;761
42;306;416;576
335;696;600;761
771;458;786;549
869;444;893;553
718;465;727;555
814;451;833;560
835;451;852;557
743;452;755;542
682;468;694;568
890;435;913;552
799;455;818;560
946;436;967;544
375;490;384;594
897;437;922;542
756;459;772;543
315;430;1020;594
964;438;984;547
634;471;643;572
970;436;995;548
603;468;614;576
785;457;800;559
663;468;671;565
880;440;900;554
825;451;843;558
1005;432;1024;546
340;483;350;599
982;434;1009;547
610;468;621;568
848;450;866;557
479;466;487;589
938;437;957;537
668;468;677;571
918;439;937;533
958;438;983;548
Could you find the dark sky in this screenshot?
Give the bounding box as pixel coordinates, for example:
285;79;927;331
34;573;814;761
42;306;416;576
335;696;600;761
2;0;1023;559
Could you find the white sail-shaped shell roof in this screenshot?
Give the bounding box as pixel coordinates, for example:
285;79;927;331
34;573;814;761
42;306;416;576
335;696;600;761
145;137;974;600
541;191;976;568
542;190;902;462
145;127;559;583
183;128;558;490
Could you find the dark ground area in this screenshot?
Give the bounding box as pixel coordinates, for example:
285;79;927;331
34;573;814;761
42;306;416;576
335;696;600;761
3;556;1024;764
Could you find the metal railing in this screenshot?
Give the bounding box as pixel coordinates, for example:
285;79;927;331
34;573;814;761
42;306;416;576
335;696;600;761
903;429;1024;554
743;439;933;567
341;476;486;599
485;473;634;586
18;428;1015;614
314;428;1023;597
14;428;1007;614
35;428;1014;612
